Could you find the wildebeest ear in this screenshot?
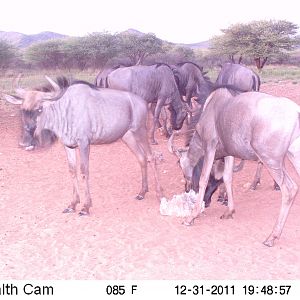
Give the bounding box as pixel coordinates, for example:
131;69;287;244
3;94;23;105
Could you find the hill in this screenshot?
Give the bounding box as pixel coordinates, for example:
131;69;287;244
0;31;68;48
0;29;209;49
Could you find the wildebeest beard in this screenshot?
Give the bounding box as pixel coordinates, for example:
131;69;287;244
20;108;57;149
34;128;58;148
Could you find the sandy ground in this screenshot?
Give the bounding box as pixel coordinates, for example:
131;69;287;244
0;82;300;280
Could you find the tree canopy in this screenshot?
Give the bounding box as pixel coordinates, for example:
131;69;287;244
0;40;19;71
2;20;300;71
210;20;300;69
117;32;164;65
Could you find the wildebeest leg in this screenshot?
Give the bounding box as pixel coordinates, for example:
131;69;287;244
250;161;263;190
220;156;235;219
78;142;92;216
251;161;280;191
203;176;223;208
149;103;163;128
185;88;193;108
273;181;280;190
122;130;149;200
159;107;172;138
63;146;80;213
263;166;297;247
263;140;300;246
217;183;228;205
150;99;164;145
190;160;223;207
183;148;216;225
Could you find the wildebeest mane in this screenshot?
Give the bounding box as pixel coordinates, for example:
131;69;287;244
37;76;98;95
40;77;99;103
154;63;182;91
154;62;174;70
176;61;203;72
70;79;99;90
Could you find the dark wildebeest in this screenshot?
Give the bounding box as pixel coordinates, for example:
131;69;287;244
174;87;300;247
216;62;279;190
172;61;214;107
215;62;261;92
4;76;160;215
168;132;244;208
97;63;187;145
95;64;128;87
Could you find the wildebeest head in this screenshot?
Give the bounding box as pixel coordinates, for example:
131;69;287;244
167;132;194;191
168;103;187;131
3;75;60;149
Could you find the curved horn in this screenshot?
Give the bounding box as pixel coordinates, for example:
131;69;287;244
12;73;27;99
167;132;188;157
45;75;60;91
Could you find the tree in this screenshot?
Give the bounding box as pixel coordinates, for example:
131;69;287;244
118;32;164;65
24;39;66;69
61;37;91;70
0;40;19;71
83;32;121;69
210;20;299;70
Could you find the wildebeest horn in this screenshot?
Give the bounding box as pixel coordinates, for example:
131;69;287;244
13;73;27;99
167;132;188;157
45;76;60;91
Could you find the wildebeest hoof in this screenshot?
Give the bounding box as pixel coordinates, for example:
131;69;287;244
263;239;275;247
274;184;280;191
217;196;224;202
182;217;194;226
25;145;35;151
250;183;259;190
220;209;235;219
135;194;144;200
222;199;228;206
79;210;89;216
63;207;75;213
217;197;228;206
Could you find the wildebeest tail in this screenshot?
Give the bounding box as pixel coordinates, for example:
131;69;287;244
252;74;261;91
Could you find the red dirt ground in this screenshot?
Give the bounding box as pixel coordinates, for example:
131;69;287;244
0;82;300;280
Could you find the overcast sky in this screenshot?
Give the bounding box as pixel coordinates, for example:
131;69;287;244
2;0;300;44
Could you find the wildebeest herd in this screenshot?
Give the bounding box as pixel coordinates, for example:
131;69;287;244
2;62;300;247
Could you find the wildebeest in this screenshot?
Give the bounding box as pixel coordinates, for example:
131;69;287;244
169;133;244;208
174;87;300;246
216;62;280;191
7;76;70;150
94;64;128;87
172;62;214;107
4;76;158;215
96;63;187;145
181;63;260;204
215;62;261;92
